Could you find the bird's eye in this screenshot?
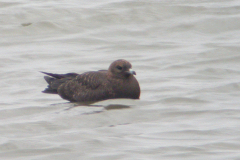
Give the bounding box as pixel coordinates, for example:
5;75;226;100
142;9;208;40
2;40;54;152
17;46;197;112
116;66;122;70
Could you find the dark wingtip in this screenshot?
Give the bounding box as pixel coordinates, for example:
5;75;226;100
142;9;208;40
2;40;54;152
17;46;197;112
40;71;47;74
40;71;60;79
42;88;58;94
40;71;52;76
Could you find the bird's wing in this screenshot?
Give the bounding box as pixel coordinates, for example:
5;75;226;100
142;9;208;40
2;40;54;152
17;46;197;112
57;71;112;102
41;71;78;79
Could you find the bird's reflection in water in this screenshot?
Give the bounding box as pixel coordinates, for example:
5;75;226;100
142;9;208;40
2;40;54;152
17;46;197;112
54;101;131;115
104;104;130;110
73;101;131;109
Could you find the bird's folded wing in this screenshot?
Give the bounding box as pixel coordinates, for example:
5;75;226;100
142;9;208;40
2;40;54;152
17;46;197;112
58;71;111;102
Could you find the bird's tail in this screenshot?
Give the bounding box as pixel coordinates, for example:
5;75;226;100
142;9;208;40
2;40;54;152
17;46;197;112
41;71;78;94
42;76;58;94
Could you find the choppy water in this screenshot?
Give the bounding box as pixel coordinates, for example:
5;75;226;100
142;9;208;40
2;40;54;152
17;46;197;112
1;0;240;159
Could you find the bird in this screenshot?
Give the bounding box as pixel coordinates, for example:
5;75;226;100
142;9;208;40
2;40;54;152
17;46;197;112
41;59;140;102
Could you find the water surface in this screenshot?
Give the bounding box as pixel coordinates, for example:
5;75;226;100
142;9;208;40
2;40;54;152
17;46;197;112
1;0;240;159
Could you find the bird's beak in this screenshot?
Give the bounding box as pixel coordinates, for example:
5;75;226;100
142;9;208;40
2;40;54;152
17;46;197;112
126;69;136;75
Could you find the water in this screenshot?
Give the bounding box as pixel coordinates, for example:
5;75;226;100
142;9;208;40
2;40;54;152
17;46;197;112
1;0;240;159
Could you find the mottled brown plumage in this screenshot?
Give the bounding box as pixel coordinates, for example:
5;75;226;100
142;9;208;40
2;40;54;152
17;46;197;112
41;59;140;102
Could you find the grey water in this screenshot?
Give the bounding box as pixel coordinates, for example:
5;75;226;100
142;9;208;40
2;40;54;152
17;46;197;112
1;0;240;159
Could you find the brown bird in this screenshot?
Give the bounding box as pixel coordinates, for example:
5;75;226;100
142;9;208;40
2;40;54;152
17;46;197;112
41;59;140;102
